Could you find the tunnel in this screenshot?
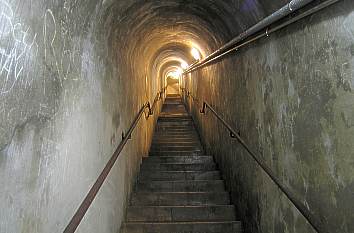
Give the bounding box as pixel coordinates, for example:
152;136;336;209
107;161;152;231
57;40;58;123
0;0;354;232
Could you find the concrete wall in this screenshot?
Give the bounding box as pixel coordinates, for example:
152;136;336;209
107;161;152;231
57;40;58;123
185;1;354;233
2;0;353;232
0;0;162;232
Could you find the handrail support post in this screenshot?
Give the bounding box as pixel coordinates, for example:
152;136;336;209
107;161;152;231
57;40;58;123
200;102;206;114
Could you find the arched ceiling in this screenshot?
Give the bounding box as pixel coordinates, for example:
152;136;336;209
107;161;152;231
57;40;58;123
107;0;290;87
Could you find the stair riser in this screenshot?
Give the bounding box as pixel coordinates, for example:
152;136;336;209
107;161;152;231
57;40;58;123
123;99;241;233
154;131;198;135
150;146;202;151
143;156;213;163
157;122;194;127
153;135;199;138
137;181;225;192
151;142;200;146
139;171;221;181
155;129;196;132
153;135;199;139
130;193;231;206
149;151;203;156
156;127;195;131
152;139;200;143
126;206;236;222
140;163;217;171
151;142;201;146
121;222;242;233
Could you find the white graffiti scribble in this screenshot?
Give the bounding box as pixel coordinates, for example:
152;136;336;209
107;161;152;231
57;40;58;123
43;9;57;61
0;0;39;95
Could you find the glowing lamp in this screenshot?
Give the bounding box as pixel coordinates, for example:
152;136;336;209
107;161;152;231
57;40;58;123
191;48;201;61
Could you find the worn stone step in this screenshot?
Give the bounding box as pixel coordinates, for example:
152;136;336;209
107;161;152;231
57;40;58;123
130;192;230;206
155;131;196;134
158;118;192;121
156;126;195;130
151;143;202;149
121;221;242;233
149;151;204;156
154;134;199;138
153;134;199;138
150;145;202;151
156;127;195;131
139;171;221;181
140;162;217;171
154;133;198;137
152;138;200;143
152;141;200;145
150;149;203;154
137;180;225;192
143;155;213;163
126;205;236;222
158;116;192;121
155;130;197;134
157;121;194;127
152;140;200;145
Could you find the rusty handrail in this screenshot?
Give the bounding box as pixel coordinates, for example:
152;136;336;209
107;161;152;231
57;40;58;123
151;86;167;115
63;89;165;233
191;99;327;233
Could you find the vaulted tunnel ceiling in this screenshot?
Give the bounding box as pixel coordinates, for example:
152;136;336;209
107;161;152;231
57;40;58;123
108;0;291;86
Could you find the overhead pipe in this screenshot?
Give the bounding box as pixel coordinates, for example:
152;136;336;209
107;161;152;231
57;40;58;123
186;0;341;73
183;0;317;74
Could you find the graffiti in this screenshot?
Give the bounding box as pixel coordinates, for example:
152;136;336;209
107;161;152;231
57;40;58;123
0;0;39;95
0;0;85;97
43;9;56;61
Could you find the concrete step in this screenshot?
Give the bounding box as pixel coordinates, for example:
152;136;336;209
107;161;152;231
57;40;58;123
143;155;213;163
156;126;195;130
126;205;236;222
152;138;200;143
154;131;198;135
157;121;194;127
153;134;199;139
121;221;242;233
130;192;231;206
153;134;199;138
158;116;192;121
137;180;225;192
140;162;217;171
139;171;221;181
150;145;202;152
152;141;201;146
155;128;196;133
149;151;204;156
151;142;202;148
156;126;195;131
150;149;203;155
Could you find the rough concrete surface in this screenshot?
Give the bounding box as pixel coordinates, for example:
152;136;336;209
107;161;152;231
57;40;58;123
185;1;354;233
1;0;353;232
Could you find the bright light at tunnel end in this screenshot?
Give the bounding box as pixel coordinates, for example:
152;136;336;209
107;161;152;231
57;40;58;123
167;68;183;79
191;47;201;61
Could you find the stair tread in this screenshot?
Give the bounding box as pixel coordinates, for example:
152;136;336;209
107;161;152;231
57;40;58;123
122;221;242;233
123;98;241;233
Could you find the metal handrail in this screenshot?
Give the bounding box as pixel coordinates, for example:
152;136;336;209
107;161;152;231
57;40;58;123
151;86;167;115
64;89;166;233
195;100;328;233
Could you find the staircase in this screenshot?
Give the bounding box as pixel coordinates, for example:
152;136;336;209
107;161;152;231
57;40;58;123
121;94;242;233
